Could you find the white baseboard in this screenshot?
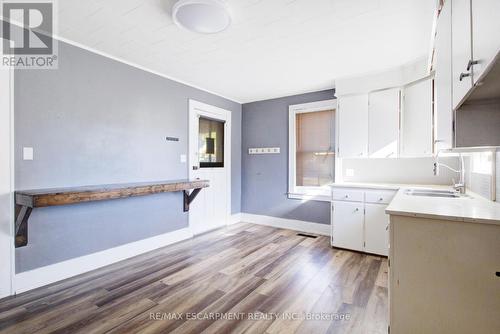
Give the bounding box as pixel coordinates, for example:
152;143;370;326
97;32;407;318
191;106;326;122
228;213;242;225
239;213;330;236
14;227;193;294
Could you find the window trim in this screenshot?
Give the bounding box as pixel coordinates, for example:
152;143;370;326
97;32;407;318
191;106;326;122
288;99;337;202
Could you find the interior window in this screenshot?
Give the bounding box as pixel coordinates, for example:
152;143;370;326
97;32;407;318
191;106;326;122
295;110;335;187
198;117;224;168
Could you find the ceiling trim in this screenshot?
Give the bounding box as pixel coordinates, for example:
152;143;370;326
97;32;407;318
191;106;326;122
53;35;243;104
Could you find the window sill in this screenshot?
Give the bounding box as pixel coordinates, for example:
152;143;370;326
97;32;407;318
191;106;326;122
288;192;331;202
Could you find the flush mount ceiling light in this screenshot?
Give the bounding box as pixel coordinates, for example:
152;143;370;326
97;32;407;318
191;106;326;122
172;0;231;34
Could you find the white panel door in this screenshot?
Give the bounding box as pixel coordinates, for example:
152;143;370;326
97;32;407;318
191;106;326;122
364;203;389;256
0;67;13;298
471;0;500;84
331;201;364;251
452;0;473;109
368;88;400;158
434;0;453;151
188;100;231;235
338;94;368;158
401;79;433;156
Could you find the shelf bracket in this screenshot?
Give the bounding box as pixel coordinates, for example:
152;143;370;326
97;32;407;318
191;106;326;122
183;188;202;212
15;204;32;248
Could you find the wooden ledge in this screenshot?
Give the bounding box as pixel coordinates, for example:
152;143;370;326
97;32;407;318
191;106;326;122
14;179;209;247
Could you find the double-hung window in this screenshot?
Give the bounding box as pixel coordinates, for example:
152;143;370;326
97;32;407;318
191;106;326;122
288;99;337;201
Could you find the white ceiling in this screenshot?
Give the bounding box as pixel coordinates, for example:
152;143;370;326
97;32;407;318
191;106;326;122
57;0;437;103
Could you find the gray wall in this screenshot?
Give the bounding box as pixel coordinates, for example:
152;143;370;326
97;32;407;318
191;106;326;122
241;90;335;225
15;41;241;273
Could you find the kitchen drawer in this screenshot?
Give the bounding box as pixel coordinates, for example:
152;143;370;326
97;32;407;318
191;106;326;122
331;188;364;202
365;190;396;204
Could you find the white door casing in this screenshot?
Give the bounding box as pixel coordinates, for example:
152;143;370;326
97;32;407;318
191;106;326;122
188;100;231;235
0;66;14;298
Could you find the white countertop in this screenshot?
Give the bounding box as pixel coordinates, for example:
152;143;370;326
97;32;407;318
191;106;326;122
386;187;500;225
330;182;500;225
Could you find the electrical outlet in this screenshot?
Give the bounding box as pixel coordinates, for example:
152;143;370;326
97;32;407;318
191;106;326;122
23;147;33;160
180;154;187;163
346;168;355;177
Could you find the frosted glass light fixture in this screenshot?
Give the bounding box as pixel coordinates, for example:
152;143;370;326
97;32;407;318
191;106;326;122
172;0;231;34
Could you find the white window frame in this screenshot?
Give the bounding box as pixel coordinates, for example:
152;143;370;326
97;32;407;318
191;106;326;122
288;99;337;202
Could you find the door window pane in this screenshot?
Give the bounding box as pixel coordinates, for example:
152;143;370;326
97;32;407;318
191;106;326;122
296;110;335;186
199;117;224;168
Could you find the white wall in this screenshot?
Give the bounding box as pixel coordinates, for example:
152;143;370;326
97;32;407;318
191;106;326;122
497;152;500;201
0;67;14;298
335;57;429;96
340;157;458;185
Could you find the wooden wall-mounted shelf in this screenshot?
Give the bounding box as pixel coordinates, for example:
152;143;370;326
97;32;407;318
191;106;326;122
14;179;209;248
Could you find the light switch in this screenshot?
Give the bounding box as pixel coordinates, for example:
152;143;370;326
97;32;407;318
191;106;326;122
180;154;187;163
23;147;33;160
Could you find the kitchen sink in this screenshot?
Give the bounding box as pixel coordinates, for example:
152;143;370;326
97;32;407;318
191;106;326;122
404;189;462;198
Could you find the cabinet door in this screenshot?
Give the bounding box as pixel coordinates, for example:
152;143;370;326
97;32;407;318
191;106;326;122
368;88;400;158
434;0;453;151
471;0;500;84
452;0;473;109
401;79;433;156
364;203;389;256
338;94;368;158
331;201;364;251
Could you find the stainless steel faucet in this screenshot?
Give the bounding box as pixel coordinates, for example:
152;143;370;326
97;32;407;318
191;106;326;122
433;151;466;194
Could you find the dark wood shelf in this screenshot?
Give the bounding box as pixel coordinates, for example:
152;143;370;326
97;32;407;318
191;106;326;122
14;179;209;248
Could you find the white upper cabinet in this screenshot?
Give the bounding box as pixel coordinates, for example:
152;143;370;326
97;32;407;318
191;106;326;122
368;88;400;158
434;0;453;151
338;94;368;158
452;0;473;109
401;79;433;156
471;0;500;84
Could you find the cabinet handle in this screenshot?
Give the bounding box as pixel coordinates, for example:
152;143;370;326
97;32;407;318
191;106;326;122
379;197;384;201
496;272;500;277
459;72;471;81
345;195;349;198
354;208;359;212
466;59;479;71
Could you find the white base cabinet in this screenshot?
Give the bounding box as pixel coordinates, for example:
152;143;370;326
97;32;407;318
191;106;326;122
364;203;390;255
331;187;394;256
331;201;364;252
389;215;500;333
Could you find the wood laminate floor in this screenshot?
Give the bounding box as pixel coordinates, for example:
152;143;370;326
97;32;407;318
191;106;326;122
0;223;388;334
